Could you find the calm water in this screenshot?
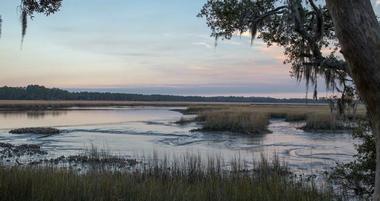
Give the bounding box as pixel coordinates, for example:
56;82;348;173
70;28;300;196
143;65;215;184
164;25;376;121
0;106;357;175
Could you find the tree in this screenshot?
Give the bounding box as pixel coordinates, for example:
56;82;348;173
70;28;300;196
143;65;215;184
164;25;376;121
326;2;380;200
198;0;380;199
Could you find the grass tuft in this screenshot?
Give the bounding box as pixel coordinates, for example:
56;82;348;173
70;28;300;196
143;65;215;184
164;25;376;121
195;111;270;134
302;113;348;131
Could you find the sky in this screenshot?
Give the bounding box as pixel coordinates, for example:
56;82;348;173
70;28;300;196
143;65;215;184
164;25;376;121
0;0;379;98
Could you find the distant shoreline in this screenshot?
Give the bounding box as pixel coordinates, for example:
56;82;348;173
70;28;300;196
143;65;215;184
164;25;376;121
0;85;331;110
0;100;329;111
0;85;327;105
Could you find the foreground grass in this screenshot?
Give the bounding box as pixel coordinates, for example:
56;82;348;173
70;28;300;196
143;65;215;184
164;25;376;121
0;155;337;201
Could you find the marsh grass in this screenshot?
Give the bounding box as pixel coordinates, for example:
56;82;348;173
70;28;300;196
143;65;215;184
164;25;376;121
183;104;367;133
303;114;339;131
0;154;338;201
302;113;352;131
195;110;270;134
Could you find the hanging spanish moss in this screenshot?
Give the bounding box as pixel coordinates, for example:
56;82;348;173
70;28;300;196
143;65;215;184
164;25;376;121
16;0;63;46
21;10;28;46
0;15;2;39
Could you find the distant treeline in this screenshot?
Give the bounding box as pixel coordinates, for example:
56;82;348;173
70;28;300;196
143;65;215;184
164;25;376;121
0;85;327;103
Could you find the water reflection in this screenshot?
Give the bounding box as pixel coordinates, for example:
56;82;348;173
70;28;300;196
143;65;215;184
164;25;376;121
0;107;181;130
26;111;67;119
1;111;67;119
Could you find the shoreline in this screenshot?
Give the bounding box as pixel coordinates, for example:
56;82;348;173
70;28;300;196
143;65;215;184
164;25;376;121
0;100;329;111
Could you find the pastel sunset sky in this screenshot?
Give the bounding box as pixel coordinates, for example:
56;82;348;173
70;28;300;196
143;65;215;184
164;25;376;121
1;0;379;97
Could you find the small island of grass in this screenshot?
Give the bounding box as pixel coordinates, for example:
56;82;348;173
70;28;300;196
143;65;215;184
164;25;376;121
9;127;61;135
192;110;270;135
179;104;367;135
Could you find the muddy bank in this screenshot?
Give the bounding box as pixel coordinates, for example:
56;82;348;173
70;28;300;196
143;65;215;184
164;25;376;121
0;141;139;170
28;154;139;169
0;142;47;159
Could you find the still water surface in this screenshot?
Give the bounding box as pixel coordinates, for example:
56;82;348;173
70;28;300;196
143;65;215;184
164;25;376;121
0;106;356;175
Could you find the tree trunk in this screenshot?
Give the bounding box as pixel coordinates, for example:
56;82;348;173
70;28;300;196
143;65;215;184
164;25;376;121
325;0;380;199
